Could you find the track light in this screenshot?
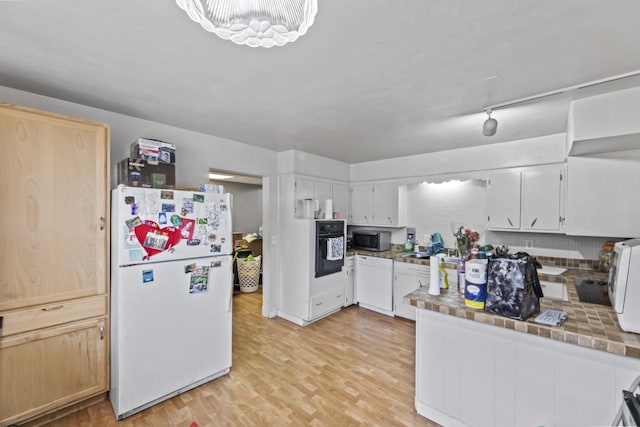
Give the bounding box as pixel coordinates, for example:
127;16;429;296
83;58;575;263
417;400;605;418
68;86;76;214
483;108;498;136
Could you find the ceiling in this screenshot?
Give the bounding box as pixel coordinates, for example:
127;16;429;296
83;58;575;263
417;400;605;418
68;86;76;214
1;1;640;164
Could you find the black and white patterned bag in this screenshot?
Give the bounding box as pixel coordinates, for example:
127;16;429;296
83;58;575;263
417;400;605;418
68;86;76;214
484;255;543;321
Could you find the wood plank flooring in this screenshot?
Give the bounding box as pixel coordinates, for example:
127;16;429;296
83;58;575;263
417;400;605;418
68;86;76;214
45;291;439;426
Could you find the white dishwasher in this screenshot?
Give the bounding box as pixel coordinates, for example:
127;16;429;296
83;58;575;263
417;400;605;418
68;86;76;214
355;255;394;316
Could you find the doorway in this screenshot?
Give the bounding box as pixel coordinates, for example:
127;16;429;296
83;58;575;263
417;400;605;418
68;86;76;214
209;169;266;314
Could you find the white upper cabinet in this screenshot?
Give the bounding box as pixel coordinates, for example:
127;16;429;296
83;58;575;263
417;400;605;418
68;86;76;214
488;172;521;230
350;183;406;226
293;176;350;219
295;176;315;201
313;180;332;206
488;164;564;233
331;182;349;221
350;183;374;224
565;156;640;237
522;165;564;232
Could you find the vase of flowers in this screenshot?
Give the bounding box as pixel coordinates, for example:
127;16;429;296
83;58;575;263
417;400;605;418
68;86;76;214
453;225;480;259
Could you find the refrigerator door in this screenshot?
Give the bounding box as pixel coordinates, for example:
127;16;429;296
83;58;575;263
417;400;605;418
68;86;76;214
112;187;232;267
110;255;232;419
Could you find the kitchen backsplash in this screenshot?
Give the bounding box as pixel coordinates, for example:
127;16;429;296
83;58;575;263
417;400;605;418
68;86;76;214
484;231;617;262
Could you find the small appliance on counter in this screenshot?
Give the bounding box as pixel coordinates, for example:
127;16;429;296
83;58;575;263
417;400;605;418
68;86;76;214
352;230;391;252
574;277;610;306
609;238;640;333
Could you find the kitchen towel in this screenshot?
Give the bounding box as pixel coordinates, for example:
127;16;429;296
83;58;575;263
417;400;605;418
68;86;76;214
326;236;344;261
429;256;441;295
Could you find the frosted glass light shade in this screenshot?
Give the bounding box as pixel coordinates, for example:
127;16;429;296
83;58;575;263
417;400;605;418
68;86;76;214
176;0;318;48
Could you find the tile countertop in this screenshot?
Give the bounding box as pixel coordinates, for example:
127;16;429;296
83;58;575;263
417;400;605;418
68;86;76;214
347;248;640;359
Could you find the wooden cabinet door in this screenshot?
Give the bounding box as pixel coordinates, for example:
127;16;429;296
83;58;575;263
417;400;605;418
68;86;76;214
522;165;562;231
488;171;521;230
350;184;373;224
0;105;109;311
0;318;108;426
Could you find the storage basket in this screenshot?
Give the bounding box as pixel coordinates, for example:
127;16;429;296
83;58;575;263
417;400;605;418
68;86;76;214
237;255;261;293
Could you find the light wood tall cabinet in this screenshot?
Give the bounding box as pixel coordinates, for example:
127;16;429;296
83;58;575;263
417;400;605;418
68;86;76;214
0;103;109;426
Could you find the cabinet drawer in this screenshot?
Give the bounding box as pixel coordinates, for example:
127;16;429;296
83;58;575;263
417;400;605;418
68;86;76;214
0;295;106;337
310;289;343;319
394;261;430;276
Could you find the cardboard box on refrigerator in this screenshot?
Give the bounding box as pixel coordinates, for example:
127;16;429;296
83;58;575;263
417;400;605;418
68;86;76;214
117;158;176;189
130;138;176;163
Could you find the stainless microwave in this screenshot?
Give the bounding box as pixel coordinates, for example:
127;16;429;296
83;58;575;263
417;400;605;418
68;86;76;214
352;230;391;252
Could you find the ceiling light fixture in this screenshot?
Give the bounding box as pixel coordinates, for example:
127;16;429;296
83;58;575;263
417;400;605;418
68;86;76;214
482;108;498;137
480;69;640;137
175;0;318;48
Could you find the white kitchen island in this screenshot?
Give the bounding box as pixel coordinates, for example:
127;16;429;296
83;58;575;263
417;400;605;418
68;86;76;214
406;279;640;427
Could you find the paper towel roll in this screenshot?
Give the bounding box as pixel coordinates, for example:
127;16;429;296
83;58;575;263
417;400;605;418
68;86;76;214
428;256;441;296
325;199;333;220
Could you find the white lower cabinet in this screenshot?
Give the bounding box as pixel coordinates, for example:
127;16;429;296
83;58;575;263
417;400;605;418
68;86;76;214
344;256;355;307
393;262;430;321
415;308;640;427
310;289;344;319
355;255;393;316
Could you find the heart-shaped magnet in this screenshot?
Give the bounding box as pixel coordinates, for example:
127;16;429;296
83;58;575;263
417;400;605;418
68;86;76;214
133;220;181;259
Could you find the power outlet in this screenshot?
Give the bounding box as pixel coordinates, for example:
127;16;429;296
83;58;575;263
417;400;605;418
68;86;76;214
423;234;430;245
525;240;533;249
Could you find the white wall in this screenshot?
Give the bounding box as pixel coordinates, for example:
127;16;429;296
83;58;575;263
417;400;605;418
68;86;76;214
0;86;278;188
278;150;350;181
406;179;488;248
216;181;263;236
351;133;567;182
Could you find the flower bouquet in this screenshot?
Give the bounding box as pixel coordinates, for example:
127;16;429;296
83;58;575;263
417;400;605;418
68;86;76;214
453;225;480;259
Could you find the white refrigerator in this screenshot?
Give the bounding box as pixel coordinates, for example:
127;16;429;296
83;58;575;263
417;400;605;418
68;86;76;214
110;186;233;419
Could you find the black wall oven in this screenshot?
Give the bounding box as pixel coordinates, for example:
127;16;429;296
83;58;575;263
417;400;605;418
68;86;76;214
315;220;345;278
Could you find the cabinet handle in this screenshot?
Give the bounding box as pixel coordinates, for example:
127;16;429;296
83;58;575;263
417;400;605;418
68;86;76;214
530;217;538;227
507;217;513;226
315;302;323;306
99;216;105;231
336;294;343;299
99;325;105;340
42;304;64;311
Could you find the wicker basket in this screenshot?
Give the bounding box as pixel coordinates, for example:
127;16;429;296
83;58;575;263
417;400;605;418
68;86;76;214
237;255;261;293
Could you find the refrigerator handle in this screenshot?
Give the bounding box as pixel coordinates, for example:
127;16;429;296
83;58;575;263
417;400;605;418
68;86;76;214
227;268;233;313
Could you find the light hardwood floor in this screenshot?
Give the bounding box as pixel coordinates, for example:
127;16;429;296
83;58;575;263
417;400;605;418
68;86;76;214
45;291;439;426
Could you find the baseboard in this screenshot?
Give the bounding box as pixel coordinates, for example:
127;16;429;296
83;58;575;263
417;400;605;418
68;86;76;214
20;393;107;427
415;399;469;427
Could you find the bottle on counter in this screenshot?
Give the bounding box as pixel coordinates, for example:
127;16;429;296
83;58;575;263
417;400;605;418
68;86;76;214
439;257;449;289
457;258;466;294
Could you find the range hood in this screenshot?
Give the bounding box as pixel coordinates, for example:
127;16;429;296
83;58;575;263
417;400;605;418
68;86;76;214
568;84;640;157
568;132;640;157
